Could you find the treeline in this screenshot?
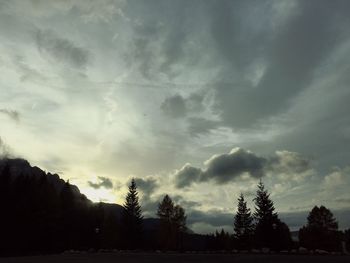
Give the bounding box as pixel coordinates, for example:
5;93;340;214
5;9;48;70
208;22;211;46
0;158;349;256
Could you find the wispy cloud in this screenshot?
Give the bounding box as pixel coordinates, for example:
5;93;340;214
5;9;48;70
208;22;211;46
0;109;20;123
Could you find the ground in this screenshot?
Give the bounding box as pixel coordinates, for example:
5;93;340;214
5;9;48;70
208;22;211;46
1;253;349;263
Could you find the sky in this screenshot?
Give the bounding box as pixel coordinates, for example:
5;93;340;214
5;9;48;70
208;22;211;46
0;0;350;234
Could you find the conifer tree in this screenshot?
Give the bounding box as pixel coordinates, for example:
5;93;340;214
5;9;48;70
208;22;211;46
157;194;174;221
233;193;253;249
253;180;291;250
253;180;278;224
122;178;143;249
157;195;187;250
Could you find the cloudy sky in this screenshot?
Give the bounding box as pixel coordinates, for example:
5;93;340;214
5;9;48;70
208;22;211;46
1;0;350;233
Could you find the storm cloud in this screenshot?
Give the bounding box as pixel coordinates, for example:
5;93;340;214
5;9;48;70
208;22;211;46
36;29;90;69
133;177;158;199
174;148;311;188
160;94;186;118
88;176;113;189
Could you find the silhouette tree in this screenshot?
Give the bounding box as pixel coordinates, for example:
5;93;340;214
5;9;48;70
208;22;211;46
157;195;187;250
233;193;253;249
122;178;143;249
173;205;187;250
214;229;232;250
299;205;342;251
253;180;291;250
345;228;350;252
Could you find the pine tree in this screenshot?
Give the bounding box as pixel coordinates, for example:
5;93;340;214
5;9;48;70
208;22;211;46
122;178;143;249
157;195;187;250
253;180;291;250
157;194;174;221
233;193;253;249
253;180;278;224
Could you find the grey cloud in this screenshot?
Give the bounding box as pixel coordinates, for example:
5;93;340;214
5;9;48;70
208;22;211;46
0;137;10;157
190;208;350;234
88;176;113;189
203;148;266;183
126;1;204;80
141;192;201;217
160;94;186;118
188;117;219;137
175;164;202;188
280;208;350;231
174;148;266;188
174;148;311;188
36;29;90;69
213;0;350;129
267;151;311;175
133;177;158;198
0;109;20;122
170;194;202;211
188;209;232;228
334;198;350;204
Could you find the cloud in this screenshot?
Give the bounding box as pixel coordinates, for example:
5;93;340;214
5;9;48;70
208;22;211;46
188;209;232;229
0;109;20;122
133;177;158;199
88;176;113;189
174;148;312;188
188;207;350;234
187;117;219;137
269;151;311;174
36;29;90;69
322;167;349;190
160;94;186;118
209;0;350;129
203;148;266;183
0;137;11;157
175;164;203;188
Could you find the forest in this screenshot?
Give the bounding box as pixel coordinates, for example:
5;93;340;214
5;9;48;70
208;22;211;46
0;158;349;257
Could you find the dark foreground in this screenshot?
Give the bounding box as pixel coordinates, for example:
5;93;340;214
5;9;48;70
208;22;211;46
1;253;349;263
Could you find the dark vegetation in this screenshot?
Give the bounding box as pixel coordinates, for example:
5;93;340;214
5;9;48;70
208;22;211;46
0;158;348;257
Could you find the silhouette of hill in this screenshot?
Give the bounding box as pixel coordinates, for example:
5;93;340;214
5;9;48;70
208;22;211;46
0;158;174;255
0;158;81;197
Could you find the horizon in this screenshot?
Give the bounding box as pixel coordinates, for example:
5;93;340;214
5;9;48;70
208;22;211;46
1;156;350;235
1;0;350;235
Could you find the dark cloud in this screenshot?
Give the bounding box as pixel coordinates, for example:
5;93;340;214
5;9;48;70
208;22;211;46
172;196;201;210
88;176;113;189
189;208;350;234
188;209;232;228
141;192;201;218
0;109;20;122
187;117;219;137
268;151;311;174
174;148;312;188
36;29;90;69
212;0;350;129
280;208;350;231
133;177;158;198
126;1;193;80
175;164;202;188
160;94;186;118
203;148;266;183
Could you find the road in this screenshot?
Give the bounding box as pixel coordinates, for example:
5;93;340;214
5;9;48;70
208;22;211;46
1;252;349;263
